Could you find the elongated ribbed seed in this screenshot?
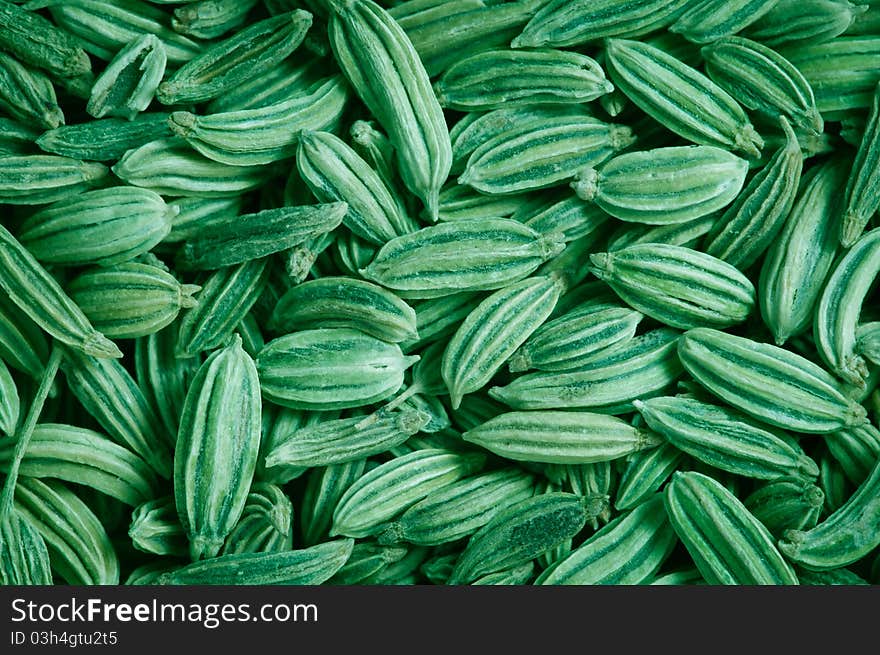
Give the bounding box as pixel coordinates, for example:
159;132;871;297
28;0;201;64
815;227;880;387
797;568;870;586
702;37;823;136
604;38;763;157
36;113;172;162
434;48;614;111
176;202;347;271
588;243;756;330
17;186;175;268
128;496;187;558
678;327;867;433
176;259;269;358
537;493;677;584
331;449;485;538
206;55;332;114
447;492;603;584
360;218;565;299
112;138;271;197
0;225;120;359
255;406;312;484
60;347;173;478
171;0;260;40
327;0;452;221
168;75;350;167
392;0;545;77
605;213;718;252
441;274;565;408
377;468;535;547
758;159;844;344
664;471;799;584
221;483;293;555
840;82;880;247
779;458;880;570
450;105;592;176
0;508;52;586
0;51;64;130
0;364;18;443
826;422;880;486
0;1;92;79
256;328;419;411
157;539;355;585
459;116;634;195
328;541;408;584
14;477;119;585
174;335;261;561
0;347;63;587
743;0;865;48
703;117;804;269
634;395;820;481
509;302;642;373
157;10;313;104
329;232;376;280
744;479;824;539
490;328;684;411
165;195;243;244
0;154;108;205
522;195;611;244
264;407;429;469
614;442;684;511
134;319;202;439
782;36;880;117
298;131;414;244
270;276;418;344
462;411;661;464
512;0;691;48
400;292;483;353
0;423;160;507
66;262;201;340
572;145;749;225
298;460;366;546
670;0;782;44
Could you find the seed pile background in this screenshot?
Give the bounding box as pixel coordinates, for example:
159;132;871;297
0;0;879;586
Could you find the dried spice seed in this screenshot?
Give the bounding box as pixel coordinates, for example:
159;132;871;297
4;0;880;589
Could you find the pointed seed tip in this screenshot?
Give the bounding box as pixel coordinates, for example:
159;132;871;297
84;333;123;359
